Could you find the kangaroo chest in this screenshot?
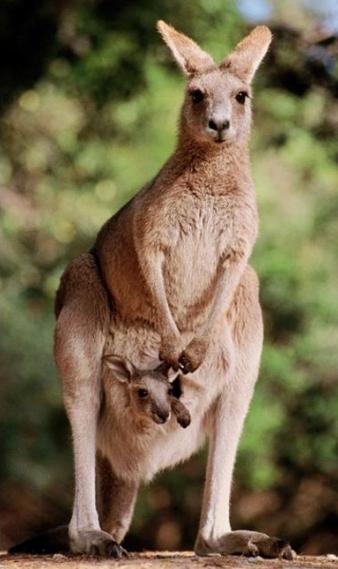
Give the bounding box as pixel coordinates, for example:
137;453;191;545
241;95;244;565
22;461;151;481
162;190;248;318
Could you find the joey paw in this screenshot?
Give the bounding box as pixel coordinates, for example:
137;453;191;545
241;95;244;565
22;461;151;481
70;529;128;558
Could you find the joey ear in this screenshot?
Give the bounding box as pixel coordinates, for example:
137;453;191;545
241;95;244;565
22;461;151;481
104;355;135;383
157;20;215;76
154;361;179;380
155;361;171;377
221;26;272;83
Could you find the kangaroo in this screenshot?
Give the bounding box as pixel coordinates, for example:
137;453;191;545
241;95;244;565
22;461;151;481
10;22;293;559
103;356;191;428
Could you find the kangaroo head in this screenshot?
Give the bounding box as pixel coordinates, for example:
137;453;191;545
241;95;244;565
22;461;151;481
104;356;177;425
157;21;272;146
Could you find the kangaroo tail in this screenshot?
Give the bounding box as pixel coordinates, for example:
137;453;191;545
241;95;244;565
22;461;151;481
9;525;70;554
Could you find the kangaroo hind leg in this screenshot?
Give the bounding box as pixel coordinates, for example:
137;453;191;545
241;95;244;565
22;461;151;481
55;253;125;557
195;267;294;560
96;453;139;545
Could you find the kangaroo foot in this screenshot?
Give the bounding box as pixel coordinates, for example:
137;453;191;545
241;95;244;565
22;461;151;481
70;529;128;557
195;530;295;560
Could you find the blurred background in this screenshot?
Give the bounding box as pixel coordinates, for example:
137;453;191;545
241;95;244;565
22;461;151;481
0;0;337;555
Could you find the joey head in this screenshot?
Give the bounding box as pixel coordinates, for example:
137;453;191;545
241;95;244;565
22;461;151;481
104;356;191;428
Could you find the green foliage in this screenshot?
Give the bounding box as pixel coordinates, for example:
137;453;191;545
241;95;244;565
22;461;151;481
0;0;337;554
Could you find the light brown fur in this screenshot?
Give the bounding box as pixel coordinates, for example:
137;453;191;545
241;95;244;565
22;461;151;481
50;21;294;560
103;356;191;429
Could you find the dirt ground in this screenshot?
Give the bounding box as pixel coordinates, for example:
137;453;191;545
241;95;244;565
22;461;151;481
1;551;338;569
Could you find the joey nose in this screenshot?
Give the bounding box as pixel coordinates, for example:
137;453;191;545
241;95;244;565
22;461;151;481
208;118;230;133
155;410;170;424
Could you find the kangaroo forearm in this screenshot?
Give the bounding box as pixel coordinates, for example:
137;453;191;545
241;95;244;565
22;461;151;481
140;250;180;339
203;254;248;337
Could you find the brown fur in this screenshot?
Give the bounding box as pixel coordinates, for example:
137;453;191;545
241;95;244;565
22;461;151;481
50;21;294;560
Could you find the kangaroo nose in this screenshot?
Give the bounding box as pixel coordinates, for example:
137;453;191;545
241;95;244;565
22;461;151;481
208;119;230;132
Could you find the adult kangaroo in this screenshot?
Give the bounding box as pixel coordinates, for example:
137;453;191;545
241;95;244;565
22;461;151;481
14;22;292;559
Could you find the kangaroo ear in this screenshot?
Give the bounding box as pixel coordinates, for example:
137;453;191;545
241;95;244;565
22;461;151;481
157;20;215;76
221;26;272;83
104;355;134;383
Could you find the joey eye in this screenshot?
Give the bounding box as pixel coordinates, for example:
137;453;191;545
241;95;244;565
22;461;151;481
190;89;204;104
138;388;149;399
167;387;174;396
235;91;248;105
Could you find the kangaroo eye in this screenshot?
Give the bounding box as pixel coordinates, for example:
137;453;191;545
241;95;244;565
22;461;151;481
138;388;149;399
235;91;248;105
168;387;174;396
190;89;204;103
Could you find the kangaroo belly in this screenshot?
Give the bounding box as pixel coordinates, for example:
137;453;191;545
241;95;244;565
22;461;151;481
98;413;206;483
166;238;217;301
141;416;206;482
164;224;226;329
99;322;231;483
